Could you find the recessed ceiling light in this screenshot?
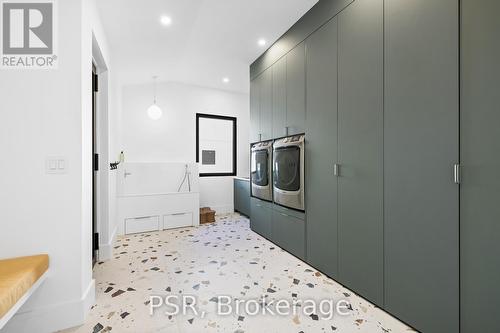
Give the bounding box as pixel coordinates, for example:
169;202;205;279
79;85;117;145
258;39;266;46
222;77;230;83
160;16;172;26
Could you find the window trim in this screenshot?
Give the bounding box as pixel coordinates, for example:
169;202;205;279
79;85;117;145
196;113;237;177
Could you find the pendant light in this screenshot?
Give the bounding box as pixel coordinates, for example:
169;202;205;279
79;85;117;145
147;76;162;120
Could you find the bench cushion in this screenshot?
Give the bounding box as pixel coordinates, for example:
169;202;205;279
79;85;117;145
0;254;49;318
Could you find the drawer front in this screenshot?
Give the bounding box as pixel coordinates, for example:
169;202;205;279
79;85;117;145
125;216;160;234
163;213;193;230
272;203;305;220
272;210;306;260
250;198;272;238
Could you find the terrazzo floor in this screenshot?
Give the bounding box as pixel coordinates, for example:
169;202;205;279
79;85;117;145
61;214;416;333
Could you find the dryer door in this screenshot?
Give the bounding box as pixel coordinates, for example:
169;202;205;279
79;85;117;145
273;146;301;192
251;149;270;187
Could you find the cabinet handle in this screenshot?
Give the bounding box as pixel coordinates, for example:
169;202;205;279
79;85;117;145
259;133;262;141
334;164;340;177
280;213;289;217
453;164;461;184
285;126;289;136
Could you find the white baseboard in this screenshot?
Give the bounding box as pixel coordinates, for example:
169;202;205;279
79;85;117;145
98;224;118;261
1;280;96;333
82;279;96;319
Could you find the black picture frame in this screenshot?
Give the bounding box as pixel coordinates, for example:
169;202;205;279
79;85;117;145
196;113;237;177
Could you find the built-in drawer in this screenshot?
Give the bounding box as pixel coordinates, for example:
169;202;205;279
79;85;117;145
272;203;305;220
125;216;159;234
163;212;193;230
250;197;272;239
272;209;306;260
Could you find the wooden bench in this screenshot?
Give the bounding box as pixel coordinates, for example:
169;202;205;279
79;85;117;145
0;254;49;329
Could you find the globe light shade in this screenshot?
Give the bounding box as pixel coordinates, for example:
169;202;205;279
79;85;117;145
147;104;162;120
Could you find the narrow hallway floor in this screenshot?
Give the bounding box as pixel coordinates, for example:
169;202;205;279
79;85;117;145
62;214;415;333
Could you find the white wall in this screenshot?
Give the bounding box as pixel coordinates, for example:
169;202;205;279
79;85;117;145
0;0;112;331
121;81;249;213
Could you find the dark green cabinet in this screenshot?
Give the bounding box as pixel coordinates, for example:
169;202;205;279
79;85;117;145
461;0;500;332
272;206;306;260
250;197;272;238
249;1;498;332
252;42;305;142
234;179;250;217
305;17;339;279
250;198;306;260
384;0;459;332
250;77;260;143
286;42;306;135
272;57;287;139
337;0;384;305
260;69;273;141
250;68;272;142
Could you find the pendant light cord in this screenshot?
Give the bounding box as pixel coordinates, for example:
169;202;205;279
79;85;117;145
153;76;158;104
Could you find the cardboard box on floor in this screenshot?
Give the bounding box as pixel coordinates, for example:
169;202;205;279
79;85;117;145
200;207;216;224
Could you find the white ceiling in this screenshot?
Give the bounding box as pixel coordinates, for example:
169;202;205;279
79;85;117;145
96;0;318;93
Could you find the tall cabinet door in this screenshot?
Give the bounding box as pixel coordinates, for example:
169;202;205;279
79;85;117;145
461;0;500;331
384;1;459;332
250;76;261;143
260;69;273;141
272;57;287;139
337;0;383;306
286;42;306;136
305;17;338;279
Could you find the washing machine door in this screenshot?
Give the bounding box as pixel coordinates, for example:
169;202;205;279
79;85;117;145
251;149;269;187
273;146;301;192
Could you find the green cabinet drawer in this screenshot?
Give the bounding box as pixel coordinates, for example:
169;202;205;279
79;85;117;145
271;207;306;260
250;197;272;238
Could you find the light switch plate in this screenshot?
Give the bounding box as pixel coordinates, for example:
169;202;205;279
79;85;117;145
46;157;68;174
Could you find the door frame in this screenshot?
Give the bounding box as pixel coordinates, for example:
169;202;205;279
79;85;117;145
92;33;110;263
92;62;99;265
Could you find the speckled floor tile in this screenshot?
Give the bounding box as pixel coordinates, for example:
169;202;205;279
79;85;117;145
59;214;416;333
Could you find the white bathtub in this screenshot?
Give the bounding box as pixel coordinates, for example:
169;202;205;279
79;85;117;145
117;163;200;235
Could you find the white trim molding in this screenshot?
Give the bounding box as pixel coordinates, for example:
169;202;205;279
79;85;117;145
98;224;118;261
